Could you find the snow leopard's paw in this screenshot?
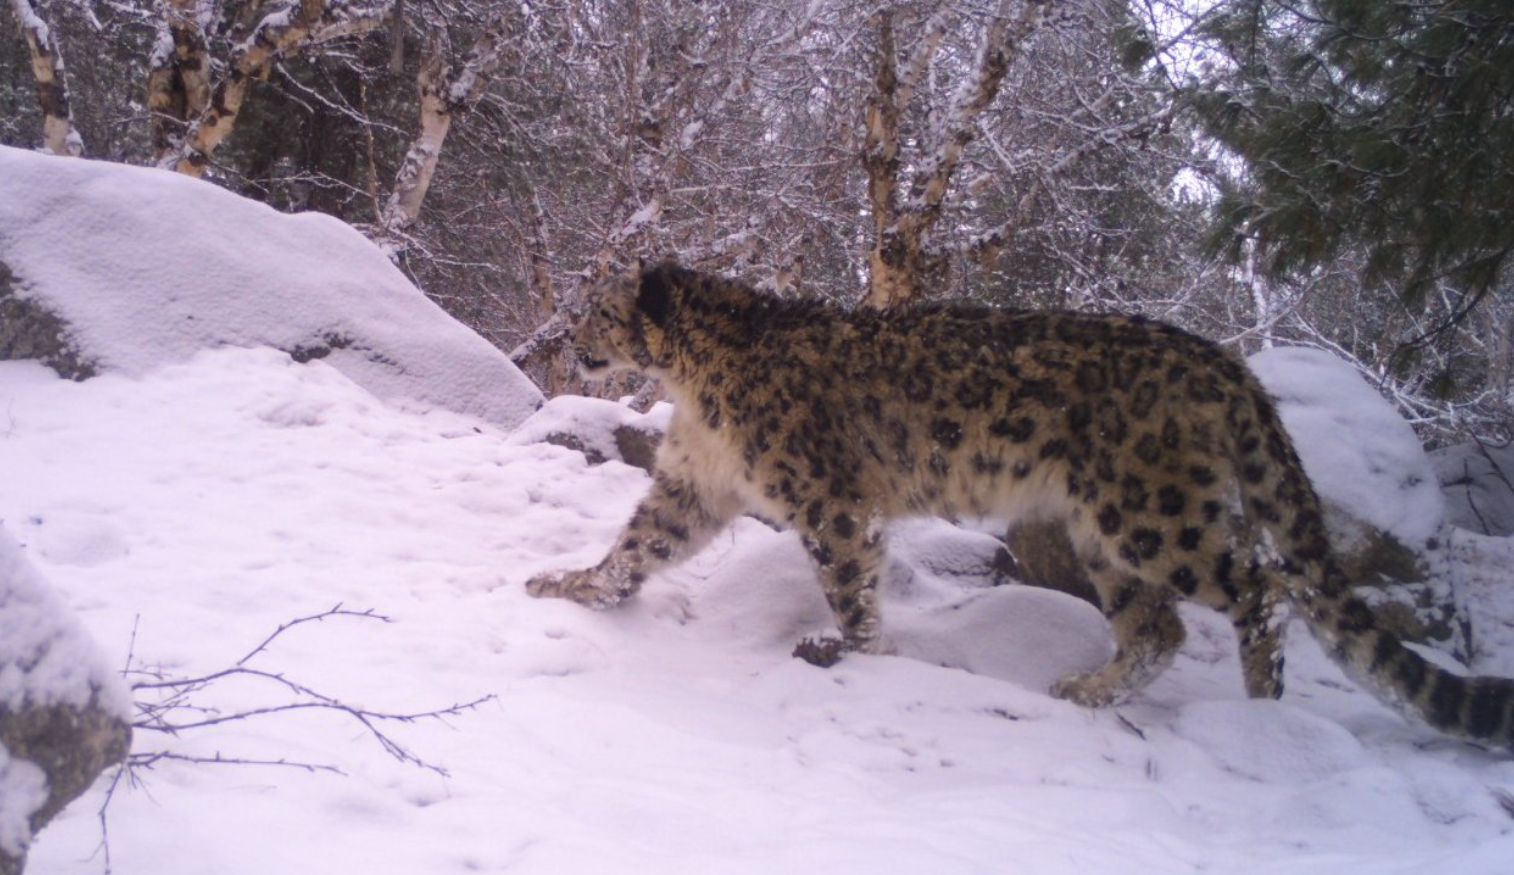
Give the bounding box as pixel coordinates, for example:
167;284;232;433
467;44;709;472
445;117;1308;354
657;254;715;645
525;568;626;609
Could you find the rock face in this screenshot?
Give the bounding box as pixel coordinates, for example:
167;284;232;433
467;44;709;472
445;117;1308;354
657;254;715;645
1002;519;1099;606
0;261;94;382
0;527;131;875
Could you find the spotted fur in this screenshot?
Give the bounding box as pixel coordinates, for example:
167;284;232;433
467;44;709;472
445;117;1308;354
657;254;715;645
526;262;1514;749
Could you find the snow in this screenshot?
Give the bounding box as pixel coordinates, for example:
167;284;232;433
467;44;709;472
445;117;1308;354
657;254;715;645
506;394;671;462
1;156;1513;873
0;344;1512;873
1249;347;1446;549
0;146;541;430
0;750;45;861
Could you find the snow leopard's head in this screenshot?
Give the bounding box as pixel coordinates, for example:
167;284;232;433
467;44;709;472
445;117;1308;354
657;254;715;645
571;261;686;377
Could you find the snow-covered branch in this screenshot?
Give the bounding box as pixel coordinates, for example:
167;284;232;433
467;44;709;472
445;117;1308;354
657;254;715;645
147;0;212;162
382;12;515;234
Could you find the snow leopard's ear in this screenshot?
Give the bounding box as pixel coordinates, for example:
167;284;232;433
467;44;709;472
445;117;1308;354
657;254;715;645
636;261;679;328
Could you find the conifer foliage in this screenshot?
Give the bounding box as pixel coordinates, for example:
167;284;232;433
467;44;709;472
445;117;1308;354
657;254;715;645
1192;0;1514;316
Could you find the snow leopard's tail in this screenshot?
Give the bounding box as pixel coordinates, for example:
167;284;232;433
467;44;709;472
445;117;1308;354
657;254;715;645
1239;386;1514;751
1289;556;1514;750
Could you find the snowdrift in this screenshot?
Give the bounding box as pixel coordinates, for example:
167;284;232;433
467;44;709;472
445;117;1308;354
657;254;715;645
0;146;541;429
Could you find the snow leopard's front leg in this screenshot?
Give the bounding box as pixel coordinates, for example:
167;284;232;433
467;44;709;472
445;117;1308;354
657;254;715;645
792;507;887;667
526;470;737;609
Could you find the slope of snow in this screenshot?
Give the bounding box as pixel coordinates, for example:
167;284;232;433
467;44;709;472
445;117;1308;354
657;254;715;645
0;147;541;429
2;350;1513;875
1250;347;1445;548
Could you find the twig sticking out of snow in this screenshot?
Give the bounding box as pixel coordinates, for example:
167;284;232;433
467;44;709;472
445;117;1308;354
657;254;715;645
93;604;496;872
1492;787;1514;821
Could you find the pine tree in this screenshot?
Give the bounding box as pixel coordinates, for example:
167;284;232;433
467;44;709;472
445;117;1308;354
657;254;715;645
1191;0;1514;317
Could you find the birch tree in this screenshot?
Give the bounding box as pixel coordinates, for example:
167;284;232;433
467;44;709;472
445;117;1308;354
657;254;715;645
146;0;211;163
858;0;1195;312
381;6;515;234
863;0;1053;307
158;0;393;177
7;0;80;155
508;0;861;389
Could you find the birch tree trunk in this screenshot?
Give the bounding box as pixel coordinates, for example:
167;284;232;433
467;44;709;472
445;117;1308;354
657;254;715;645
9;0;80;156
168;0;391;177
862;0;1051;309
147;0;212;162
382;17;512;234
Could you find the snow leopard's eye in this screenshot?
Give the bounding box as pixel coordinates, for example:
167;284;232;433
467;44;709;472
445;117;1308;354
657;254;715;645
576;348;611;373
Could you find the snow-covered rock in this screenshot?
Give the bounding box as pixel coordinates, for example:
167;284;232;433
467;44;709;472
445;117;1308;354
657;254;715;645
0;147;541;429
1248;347;1445;550
1249;347;1465;658
0;526;131;875
507;395;670;471
1002;517;1099;605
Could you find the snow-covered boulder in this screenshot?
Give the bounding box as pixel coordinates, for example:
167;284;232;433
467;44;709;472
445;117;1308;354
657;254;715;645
1248;347;1445;551
0;526;131;875
1249;347;1465;658
508;395;671;472
0;261;94;382
0;147;541;429
1431;440;1514;537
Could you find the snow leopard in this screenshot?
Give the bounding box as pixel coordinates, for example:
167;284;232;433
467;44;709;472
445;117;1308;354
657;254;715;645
526;261;1514;750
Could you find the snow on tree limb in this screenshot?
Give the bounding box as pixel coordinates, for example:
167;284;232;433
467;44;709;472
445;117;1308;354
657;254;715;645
147;0;213;162
960;101;1173;264
383;13;516;234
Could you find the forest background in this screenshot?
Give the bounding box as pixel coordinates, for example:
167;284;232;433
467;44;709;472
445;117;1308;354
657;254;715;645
4;0;1509;444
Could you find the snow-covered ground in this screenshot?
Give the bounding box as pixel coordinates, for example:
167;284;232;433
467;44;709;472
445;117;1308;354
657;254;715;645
4;345;1514;875
3;149;1514;874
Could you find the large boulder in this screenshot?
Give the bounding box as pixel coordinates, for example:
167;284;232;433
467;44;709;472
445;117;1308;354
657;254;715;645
0;147;541;429
0;526;131;875
0;261;94;381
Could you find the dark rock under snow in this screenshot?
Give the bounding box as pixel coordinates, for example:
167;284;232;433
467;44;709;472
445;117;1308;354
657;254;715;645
0;526;131;875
